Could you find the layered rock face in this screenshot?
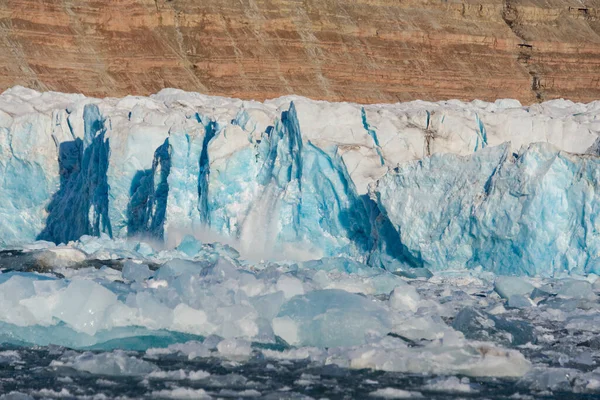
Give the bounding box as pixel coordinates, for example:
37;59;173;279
0;0;599;104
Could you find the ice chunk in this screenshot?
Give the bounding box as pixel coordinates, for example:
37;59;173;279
344;336;530;377
518;367;581;392
558;280;596;300
452;307;535;346
573;352;594;367
369;388;423;398
54;279;119;335
134;242;155;257
151;388;212;399
0;274;63;327
216;338;252;359
507;294;535;309
32;389;72;398
390;314;450;341
20;279;67;326
271;316;299;347
148;369;210;380
276;275;305;299
34;247;87;269
593;278;600;293
392;268;433;280
423;376;476;393
388;285;421;312
273;289;391;347
53;350;159;376
147;341;212;360
301;257;373;275
172;304;214;336
250;291;286;320
369;273;411;295
0;350;21;365
459;345;531;377
261;346;326;362
217;389;261;398
154;259;206;280
122;260;152;282
529;287;551;302
21;241;56;251
127;291;174;331
494;276;535;300
0;392;34;400
176;235;203;257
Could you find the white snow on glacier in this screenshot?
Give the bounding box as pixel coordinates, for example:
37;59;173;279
1;86;600;275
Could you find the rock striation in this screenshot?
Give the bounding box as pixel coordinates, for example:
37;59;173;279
0;0;599;103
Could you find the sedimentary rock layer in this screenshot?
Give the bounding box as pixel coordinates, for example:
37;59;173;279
0;0;599;103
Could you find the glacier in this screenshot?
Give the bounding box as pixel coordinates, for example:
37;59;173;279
3;87;600;397
1;86;600;275
375;143;600;276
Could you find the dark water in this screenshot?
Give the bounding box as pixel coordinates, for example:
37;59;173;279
0;345;597;399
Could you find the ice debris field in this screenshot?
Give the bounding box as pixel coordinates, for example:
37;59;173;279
1;86;600;398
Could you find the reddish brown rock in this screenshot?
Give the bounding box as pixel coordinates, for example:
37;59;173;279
0;0;598;103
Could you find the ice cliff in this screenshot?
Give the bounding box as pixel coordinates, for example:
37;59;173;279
1;86;600;276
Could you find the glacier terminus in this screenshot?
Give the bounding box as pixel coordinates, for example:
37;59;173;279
1;87;600;398
2;86;600;276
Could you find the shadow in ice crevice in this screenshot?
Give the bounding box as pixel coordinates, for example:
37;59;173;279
38;104;112;244
127;139;171;240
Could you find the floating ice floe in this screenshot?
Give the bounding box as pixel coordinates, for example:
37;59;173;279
0;236;598;393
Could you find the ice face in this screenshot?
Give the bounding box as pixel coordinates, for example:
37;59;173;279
2;87;600;276
375;143;600;276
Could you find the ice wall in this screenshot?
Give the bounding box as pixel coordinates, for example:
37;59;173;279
373;143;600;276
1;86;599;275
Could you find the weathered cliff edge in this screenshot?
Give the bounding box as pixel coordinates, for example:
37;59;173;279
0;0;599;103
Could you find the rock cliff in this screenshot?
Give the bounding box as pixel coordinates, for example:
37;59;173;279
0;0;599;103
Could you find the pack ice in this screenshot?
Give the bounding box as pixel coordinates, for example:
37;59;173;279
1;86;600;276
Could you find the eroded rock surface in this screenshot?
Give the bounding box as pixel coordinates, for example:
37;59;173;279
1;0;599;103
